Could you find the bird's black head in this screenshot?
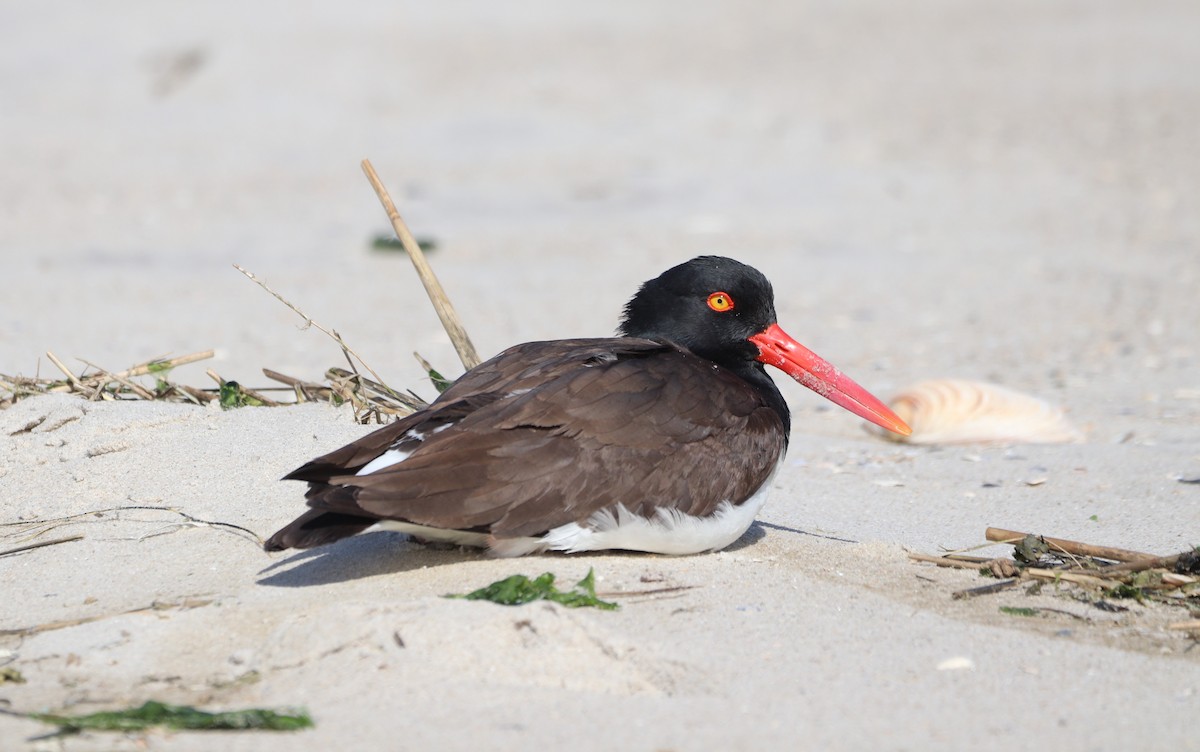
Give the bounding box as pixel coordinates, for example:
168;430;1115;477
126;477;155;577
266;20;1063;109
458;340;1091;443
619;255;778;370
619;255;914;439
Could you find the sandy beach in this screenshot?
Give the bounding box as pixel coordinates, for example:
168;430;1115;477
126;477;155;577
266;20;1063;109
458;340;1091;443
2;2;1198;749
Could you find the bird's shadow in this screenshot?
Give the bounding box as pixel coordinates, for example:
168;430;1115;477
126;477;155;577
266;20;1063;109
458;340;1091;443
256;532;479;587
745;521;858;545
256;520;839;587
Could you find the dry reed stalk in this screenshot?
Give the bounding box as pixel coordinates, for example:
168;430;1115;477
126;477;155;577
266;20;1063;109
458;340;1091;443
79;359;157;400
908;553;987;570
44;351;91;396
1022;568;1114;588
117;350;214;379
1088;553;1189;576
325;367;426;412
1167;621;1200;631
361;159;481;370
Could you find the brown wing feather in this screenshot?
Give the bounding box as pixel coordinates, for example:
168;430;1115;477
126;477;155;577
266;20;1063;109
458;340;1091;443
284;338;663;482
287;338;784;541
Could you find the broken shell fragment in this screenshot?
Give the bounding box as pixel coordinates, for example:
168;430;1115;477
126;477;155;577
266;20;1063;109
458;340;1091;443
873;379;1084;445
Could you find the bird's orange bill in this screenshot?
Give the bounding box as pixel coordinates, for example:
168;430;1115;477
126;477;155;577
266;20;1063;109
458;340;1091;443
749;323;912;436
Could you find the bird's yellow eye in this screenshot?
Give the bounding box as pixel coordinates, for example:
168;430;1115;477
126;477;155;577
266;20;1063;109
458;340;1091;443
707;291;735;312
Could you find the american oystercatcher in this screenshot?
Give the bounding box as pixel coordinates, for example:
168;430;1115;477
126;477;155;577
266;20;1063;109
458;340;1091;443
265;256;909;557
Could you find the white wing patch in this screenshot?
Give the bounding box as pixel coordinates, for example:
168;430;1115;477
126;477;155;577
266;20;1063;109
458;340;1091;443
355;431;425;476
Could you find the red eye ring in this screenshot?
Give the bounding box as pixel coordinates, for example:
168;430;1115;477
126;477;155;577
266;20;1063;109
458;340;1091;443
707;291;735;312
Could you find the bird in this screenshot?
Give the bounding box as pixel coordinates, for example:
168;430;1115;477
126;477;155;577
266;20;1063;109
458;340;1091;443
264;255;910;557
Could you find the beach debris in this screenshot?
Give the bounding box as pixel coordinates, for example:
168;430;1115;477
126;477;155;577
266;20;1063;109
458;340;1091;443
1011;535;1051;565
0;667;26;684
936;656;975;671
445;568;619;610
16;700;312;733
2;163;478;426
872;379;1084;445
910;527;1199;623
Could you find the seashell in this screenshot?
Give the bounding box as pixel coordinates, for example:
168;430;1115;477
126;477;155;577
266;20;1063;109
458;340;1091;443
874;379;1084;445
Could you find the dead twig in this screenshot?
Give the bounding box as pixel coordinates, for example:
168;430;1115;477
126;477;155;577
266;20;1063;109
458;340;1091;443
952;579;1020;599
985;527;1158;563
1086;553;1189;576
908;553;986;570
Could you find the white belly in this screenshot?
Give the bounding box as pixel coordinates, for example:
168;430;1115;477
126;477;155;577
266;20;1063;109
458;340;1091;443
377;461;779;558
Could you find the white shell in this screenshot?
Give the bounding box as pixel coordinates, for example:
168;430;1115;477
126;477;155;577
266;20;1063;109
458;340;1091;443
875;379;1084;445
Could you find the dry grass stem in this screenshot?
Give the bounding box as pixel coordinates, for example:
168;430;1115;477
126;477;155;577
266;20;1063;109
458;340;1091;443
1;505;264;548
231;263;423;421
325;367;426;412
0;597;214;638
0;535;85;558
232;264;393;385
361;158;481;370
45;351;91;396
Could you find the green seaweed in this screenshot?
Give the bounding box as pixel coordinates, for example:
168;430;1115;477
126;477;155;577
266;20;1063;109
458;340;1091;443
424;363;452;394
218;381;262;409
446;568;618;610
146;360;174;392
371;234;438;253
0;666;25;684
28;700;312;732
1012;534;1050;565
999;606;1040;617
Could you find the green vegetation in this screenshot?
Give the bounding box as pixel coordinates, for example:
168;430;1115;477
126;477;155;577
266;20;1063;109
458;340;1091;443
28;700;313;732
446;568;618;610
999;606;1040;617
